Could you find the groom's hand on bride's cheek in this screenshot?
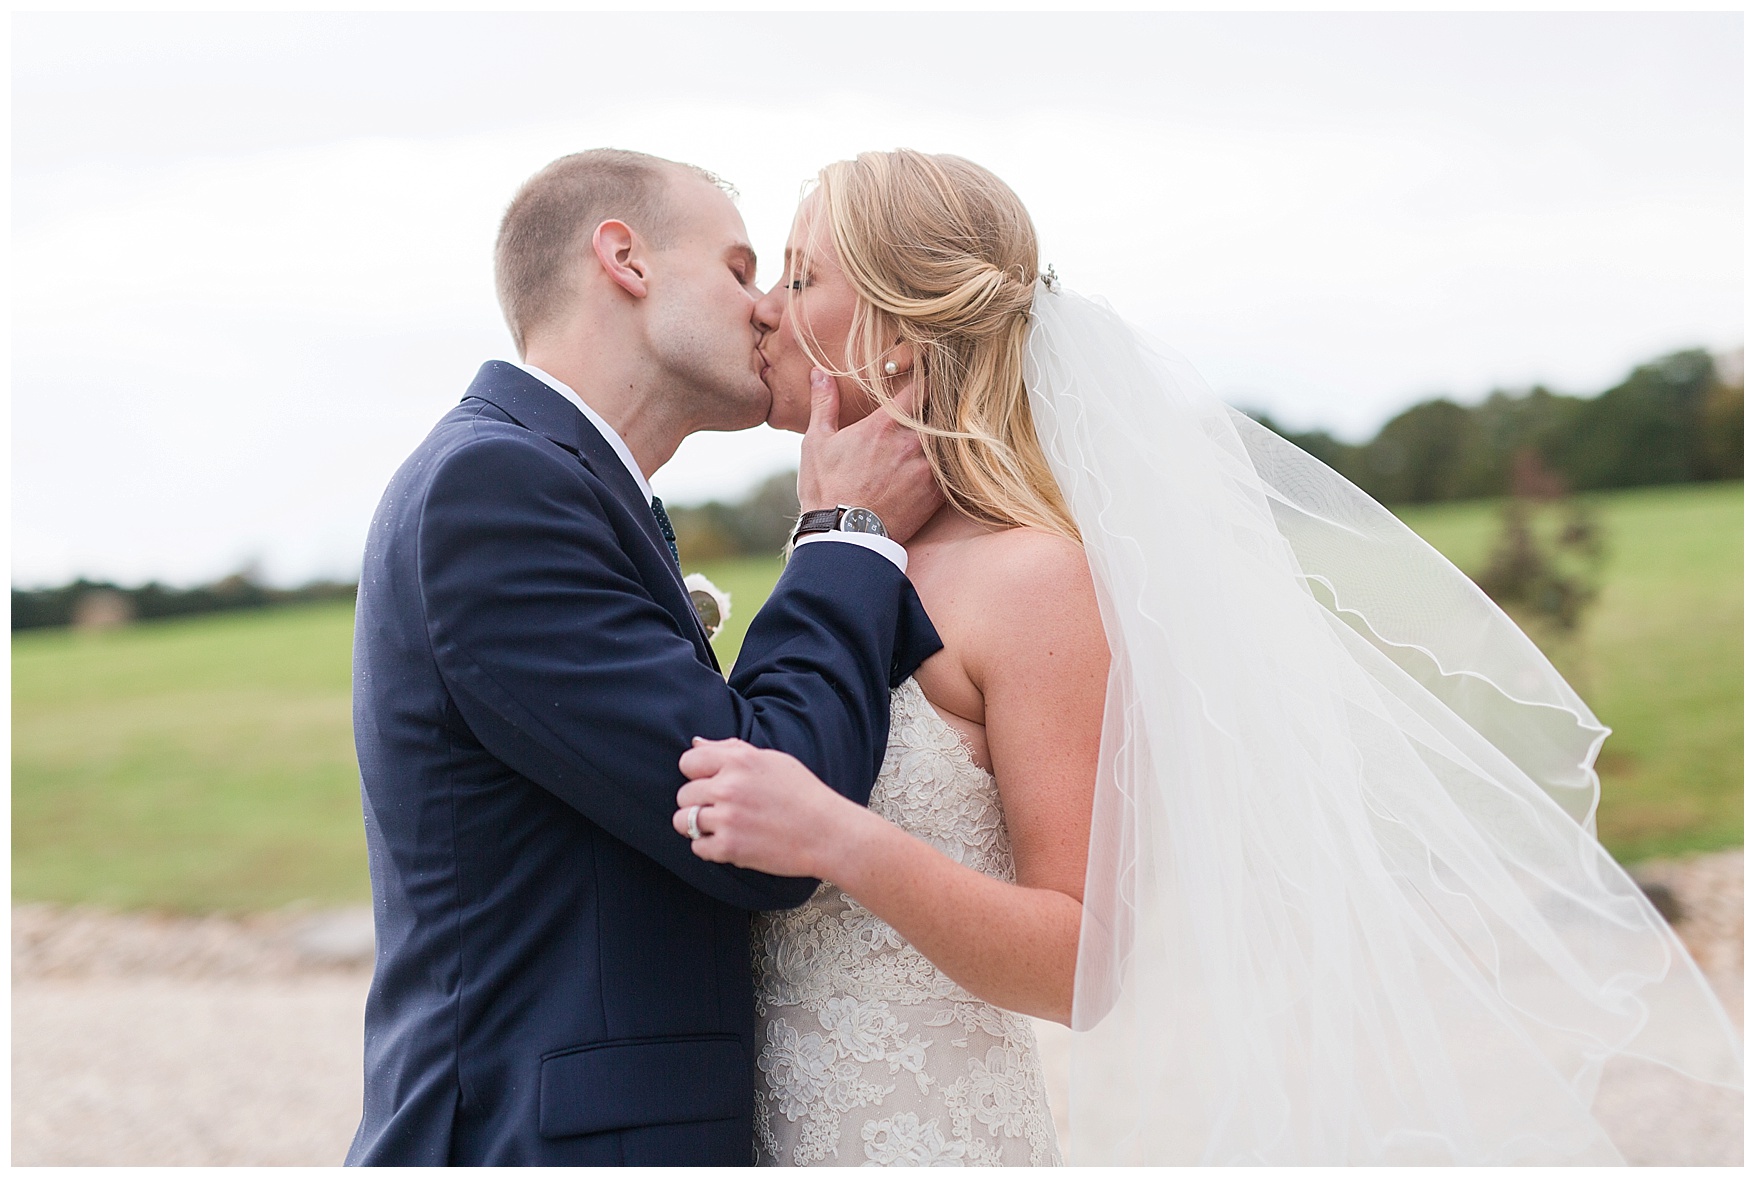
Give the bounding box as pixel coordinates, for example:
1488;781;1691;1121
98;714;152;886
797;368;942;546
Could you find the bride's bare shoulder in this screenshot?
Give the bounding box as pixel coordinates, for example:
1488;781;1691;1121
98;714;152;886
948;526;1104;668
909;519;1103;683
960;525;1092;599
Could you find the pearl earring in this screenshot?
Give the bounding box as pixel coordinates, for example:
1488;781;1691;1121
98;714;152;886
883;360;900;376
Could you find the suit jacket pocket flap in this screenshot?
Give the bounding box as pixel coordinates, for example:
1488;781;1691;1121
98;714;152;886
539;1034;746;1139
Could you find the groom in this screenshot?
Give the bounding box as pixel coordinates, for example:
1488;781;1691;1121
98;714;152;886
346;150;942;1166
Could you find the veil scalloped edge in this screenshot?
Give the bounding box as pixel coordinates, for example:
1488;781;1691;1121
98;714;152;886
1025;283;1742;1165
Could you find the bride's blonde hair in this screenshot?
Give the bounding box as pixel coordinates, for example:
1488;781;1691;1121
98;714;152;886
798;150;1079;542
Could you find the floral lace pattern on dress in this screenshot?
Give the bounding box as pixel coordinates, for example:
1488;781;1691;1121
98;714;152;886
753;678;1062;1167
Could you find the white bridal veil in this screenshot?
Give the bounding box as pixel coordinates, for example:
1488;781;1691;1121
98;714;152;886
1025;284;1742;1164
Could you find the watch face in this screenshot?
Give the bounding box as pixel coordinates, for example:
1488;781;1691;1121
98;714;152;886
840;508;887;537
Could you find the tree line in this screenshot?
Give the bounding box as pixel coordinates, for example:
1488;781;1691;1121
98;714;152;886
12;346;1740;631
1252;348;1742;506
664;469;801;567
11;572;355;632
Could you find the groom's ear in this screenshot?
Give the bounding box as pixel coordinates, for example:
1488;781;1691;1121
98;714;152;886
591;219;650;300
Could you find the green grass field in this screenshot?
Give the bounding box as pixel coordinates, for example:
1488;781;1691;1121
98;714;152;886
11;484;1741;910
13;604;367;909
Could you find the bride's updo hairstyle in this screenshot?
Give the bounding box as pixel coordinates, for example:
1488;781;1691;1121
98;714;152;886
804;150;1079;542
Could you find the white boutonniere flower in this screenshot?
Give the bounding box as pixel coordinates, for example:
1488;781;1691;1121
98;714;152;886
684;573;732;640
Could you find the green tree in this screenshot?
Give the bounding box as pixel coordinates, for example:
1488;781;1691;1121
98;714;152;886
1698;353;1743;480
1359;398;1478;503
1554;350;1719;490
1253;346;1738;510
668;469;801;565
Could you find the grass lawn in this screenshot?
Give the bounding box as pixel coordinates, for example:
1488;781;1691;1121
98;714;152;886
11;484;1741;911
10;563;787;913
12;603;368;910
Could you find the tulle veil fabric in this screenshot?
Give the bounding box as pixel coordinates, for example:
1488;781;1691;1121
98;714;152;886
1024;284;1742;1164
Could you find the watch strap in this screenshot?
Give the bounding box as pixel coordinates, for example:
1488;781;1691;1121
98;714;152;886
791;507;843;541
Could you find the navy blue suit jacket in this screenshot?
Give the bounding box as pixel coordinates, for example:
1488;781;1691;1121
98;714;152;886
346;362;940;1166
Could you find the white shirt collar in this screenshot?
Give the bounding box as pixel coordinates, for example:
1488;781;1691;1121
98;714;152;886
510;361;654;503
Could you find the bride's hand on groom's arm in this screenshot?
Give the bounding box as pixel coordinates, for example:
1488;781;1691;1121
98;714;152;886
674;723;1085;1024
796;368;943;546
671;737;885;879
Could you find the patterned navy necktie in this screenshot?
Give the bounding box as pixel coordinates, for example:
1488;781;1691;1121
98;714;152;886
649;496;681;568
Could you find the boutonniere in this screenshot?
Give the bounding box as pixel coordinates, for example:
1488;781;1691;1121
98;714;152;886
684;573;732;640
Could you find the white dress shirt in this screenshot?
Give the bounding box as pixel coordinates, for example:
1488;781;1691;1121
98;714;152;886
510;362;907;572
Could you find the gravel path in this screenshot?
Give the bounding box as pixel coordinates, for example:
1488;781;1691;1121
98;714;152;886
13;906;375;1166
12;851;1742;1165
14;976;369;1165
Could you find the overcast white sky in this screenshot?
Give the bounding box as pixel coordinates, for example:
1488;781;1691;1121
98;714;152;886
11;11;1742;587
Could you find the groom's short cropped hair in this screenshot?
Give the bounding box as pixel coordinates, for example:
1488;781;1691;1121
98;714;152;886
495;148;724;355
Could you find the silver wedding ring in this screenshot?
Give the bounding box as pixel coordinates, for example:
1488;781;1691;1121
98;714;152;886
685;804;704;841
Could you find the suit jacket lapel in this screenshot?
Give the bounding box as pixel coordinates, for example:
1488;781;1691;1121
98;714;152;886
461;362;719;671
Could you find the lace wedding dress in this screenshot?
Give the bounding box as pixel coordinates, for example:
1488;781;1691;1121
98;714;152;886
751;677;1062;1167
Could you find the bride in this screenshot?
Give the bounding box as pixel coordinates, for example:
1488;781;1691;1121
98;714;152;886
671;150;1743;1166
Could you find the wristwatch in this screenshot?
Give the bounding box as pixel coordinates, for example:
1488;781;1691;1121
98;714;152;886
791;505;889;544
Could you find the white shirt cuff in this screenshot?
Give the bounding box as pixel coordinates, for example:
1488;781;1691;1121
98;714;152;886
793;530;908;573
